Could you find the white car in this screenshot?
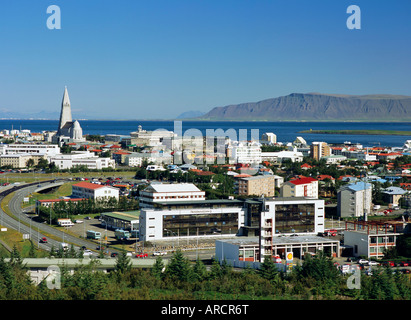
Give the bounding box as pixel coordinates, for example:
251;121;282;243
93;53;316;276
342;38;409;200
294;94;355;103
153;251;167;256
358;259;369;264
368;261;379;266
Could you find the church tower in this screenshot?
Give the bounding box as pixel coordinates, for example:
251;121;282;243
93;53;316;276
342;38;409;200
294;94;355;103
53;86;85;145
58;86;73;134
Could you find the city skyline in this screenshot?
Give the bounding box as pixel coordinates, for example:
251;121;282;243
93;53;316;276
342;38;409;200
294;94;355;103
0;1;411;119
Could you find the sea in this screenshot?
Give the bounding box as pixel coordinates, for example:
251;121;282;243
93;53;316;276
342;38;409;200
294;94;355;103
1;119;410;148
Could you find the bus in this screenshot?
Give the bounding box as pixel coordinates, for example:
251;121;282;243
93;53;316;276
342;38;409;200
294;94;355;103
86;230;101;240
115;229;130;241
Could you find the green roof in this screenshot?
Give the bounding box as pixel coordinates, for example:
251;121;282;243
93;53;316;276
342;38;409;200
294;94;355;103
101;210;140;221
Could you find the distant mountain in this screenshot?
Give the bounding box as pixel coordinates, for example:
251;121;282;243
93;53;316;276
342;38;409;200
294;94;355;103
0;110;60;120
0;109;99;120
176;110;206;119
198;93;411;121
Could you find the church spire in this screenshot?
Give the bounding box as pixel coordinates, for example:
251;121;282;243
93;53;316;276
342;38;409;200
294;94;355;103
58;86;72;130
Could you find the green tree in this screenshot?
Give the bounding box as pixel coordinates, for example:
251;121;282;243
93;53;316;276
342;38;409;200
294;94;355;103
151;256;165;279
192;259;208;282
259;256;280;282
115;251;132;274
165;249;192;282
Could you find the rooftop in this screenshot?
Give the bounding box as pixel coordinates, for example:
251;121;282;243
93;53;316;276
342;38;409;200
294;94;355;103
144;183;202;193
216;235;339;246
72;181;106;190
288;177;317;185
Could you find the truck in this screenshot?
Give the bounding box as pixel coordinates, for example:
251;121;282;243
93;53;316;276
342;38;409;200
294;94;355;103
86;230;101;240
115;229;130;241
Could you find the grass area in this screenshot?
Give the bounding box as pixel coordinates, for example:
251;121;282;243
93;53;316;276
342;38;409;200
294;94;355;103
0;226;48;258
299;129;411;136
23;181;76;208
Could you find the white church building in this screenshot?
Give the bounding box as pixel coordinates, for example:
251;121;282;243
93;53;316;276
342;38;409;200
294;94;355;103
52;86;86;145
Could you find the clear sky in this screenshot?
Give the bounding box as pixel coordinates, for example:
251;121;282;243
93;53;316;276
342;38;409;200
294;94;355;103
0;0;410;119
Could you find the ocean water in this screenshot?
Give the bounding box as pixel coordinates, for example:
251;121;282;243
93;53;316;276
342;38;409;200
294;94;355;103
1;119;410;148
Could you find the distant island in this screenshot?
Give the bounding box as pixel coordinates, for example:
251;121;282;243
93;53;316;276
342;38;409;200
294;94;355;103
194;93;411;122
299;129;411;136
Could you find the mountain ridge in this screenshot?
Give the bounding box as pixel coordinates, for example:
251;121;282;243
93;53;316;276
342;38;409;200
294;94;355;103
197;93;411;121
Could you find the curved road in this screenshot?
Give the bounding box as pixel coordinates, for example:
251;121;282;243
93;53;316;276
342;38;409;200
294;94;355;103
0;180;101;254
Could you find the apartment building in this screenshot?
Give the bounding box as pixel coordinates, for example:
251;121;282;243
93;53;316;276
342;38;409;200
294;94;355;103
236;175;275;197
0;153;47;168
280;177;318;199
310;142;331;160
337;182;372;218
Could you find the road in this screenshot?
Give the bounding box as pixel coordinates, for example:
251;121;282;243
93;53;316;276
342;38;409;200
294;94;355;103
0;181;102;254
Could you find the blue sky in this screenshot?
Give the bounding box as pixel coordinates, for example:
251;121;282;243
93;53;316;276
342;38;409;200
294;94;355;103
0;0;410;119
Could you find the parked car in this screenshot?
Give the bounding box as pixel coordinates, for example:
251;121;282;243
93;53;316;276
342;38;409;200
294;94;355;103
110;252;118;258
358;259;368;264
383;261;395;267
400;261;409;267
136;253;148;258
368;261;379;266
40;237;47;243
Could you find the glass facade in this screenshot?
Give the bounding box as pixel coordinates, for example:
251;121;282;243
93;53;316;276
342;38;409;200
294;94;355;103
163;212;238;237
275;203;315;233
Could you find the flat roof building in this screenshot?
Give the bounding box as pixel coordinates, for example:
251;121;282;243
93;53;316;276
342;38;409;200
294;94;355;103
139;183;206;208
101;210;140;231
215;235;340;266
236;175;276;197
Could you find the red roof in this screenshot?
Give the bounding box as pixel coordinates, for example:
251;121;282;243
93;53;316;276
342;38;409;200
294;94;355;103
72;181;106;190
289;177;317;185
301;163;313;168
317;175;335;181
234;174;252;178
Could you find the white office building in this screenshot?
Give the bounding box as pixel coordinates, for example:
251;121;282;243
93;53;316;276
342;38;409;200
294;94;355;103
0;144;60;156
139;199;246;242
49;151;115;170
138;194;325;246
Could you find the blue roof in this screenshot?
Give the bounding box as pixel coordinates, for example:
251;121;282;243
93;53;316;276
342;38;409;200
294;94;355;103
383;187;406;195
347;182;372;192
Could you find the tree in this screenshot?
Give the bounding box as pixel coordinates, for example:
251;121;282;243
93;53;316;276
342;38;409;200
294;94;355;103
192;259;208;282
151;257;165;279
259;256;280;282
115;251;132;274
165;249;192;282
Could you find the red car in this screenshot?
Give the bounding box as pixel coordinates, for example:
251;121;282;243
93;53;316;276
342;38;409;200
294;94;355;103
40;237;47;243
136;253;148;258
400;261;409;267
